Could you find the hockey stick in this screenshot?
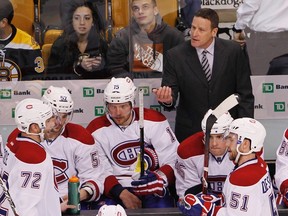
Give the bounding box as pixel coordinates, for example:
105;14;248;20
202;94;240;194
33;0;43;46
139;88;145;177
0;177;19;216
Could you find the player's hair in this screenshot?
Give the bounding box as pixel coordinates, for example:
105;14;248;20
194;8;219;29
131;0;157;6
0;0;14;23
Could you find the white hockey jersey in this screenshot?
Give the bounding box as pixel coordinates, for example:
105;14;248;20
0;129;61;216
217;157;278;216
275;128;288;196
86;108;179;193
175;131;235;199
41;122;105;201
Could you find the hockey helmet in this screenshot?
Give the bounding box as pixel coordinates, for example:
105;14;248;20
229;117;266;153
96;204;127;216
15;98;53;134
42;86;74;113
104;77;137;106
201;109;233;135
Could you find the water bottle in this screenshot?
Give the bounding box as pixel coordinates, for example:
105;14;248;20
67;176;80;215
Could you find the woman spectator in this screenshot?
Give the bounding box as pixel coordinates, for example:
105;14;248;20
47;0;109;79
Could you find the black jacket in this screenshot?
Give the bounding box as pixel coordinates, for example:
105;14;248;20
162;39;254;142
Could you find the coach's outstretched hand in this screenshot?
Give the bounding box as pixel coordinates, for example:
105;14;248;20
131;171;166;197
178;193;220;216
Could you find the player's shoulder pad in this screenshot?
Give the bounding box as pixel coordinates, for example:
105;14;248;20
177;131;204;159
134;107;166;122
63;123;95;145
86;115;111;134
7;128;21;143
230;157;267;186
8;140;46;164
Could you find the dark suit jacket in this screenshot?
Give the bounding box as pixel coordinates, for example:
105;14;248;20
162;38;254;142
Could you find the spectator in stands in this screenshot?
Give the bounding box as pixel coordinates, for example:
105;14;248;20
232;0;288;75
47;0;109;79
0;0;44;81
106;0;184;78
86;77;179;209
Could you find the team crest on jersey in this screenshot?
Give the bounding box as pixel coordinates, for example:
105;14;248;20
111;140;141;167
52;158;69;184
0;58;22;81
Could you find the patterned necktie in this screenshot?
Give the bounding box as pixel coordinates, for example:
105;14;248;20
202;50;211;82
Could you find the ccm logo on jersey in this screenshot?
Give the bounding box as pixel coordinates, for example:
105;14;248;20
111;140;141;167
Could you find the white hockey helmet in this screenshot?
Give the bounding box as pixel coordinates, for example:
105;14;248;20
104;77;137;107
229;117;266;154
42;86;74;113
96;204;127;216
201;109;233;135
15;98;53;134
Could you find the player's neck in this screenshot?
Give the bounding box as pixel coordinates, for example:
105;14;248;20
21;132;41;143
237;153;256;166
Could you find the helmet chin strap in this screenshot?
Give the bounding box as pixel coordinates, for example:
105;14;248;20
235;144;253;164
26;128;45;142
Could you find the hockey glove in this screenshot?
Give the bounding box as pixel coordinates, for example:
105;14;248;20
131;171;166;197
178;193;220;216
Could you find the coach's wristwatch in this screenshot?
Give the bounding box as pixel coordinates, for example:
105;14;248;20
232;25;242;33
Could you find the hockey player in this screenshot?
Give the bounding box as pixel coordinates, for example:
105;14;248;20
0;98;61;216
86;77;179;209
179;118;278;216
275;128;288;207
175;109;234;199
41;86;106;211
0;0;44;81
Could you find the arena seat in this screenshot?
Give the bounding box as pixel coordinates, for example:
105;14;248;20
11;0;43;45
41;29;63;67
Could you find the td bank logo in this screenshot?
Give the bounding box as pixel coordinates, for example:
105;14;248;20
41;88;47;96
262;83;274;93
12;108;15;118
274;102;285;112
95;106;105;116
0;89;12;99
138;86;150;96
83;87;94;97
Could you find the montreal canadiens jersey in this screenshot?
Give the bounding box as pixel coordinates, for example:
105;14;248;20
0;25;44;81
0;130;61;216
41;123;105;201
86;108;179;190
175;131;235;199
275;128;288;195
217;157;278;216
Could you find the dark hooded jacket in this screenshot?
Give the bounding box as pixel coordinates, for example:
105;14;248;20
107;14;184;78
